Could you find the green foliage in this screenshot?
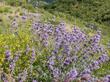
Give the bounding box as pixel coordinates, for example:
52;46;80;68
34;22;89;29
0;6;11;13
5;0;22;6
4;0;36;12
43;0;110;26
4;0;29;7
22;4;36;12
93;62;110;77
0;1;110;80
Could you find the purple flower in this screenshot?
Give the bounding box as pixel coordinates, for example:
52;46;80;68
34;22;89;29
106;75;110;79
13;52;21;62
18;69;28;82
18;79;23;82
91;32;101;43
1;73;7;82
98;53;109;64
41;33;48;40
67;69;78;80
30;48;36;64
52;49;58;55
103;76;110;82
43;40;48;47
49;59;54;65
82;68;91;74
21;15;27;20
32;80;37;82
5;50;11;61
106;76;110;82
72;56;78;62
48;56;55;70
90;61;100;70
81;73;91;81
4;80;8;82
11;20;18;28
64;57;71;66
9;62;15;72
25;45;30;55
52;68;61;78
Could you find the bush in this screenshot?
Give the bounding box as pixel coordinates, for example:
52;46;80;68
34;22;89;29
0;19;109;81
0;6;11;13
22;4;36;13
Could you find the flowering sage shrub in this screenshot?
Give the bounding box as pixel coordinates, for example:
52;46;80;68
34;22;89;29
0;21;110;82
31;22;109;82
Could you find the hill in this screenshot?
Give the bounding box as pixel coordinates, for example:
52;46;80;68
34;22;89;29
43;0;110;26
0;0;110;81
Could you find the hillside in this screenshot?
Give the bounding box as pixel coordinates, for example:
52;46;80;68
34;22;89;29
0;0;110;82
43;0;110;26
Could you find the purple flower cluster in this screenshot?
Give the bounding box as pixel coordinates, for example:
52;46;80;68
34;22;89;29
88;53;109;71
1;21;109;82
103;75;110;82
9;52;21;73
18;69;28;82
67;69;78;80
30;47;36;64
32;22;109;81
5;50;11;61
2;46;37;82
32;22;53;47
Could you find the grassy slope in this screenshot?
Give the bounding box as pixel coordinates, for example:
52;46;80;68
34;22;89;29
0;3;110;78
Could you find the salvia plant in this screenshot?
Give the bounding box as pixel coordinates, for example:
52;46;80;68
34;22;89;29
0;14;110;82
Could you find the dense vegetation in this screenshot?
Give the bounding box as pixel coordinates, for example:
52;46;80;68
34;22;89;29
0;0;110;82
44;0;110;26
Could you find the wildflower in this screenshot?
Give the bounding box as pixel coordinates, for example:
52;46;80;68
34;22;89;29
90;61;100;70
48;56;55;70
5;50;11;61
52;68;61;78
63;57;71;66
30;48;36;64
67;69;78;81
21;15;27;22
9;62;15;72
81;73;91;81
25;45;30;55
18;69;28;82
98;53;109;64
11;19;18;28
103;75;110;82
32;80;37;82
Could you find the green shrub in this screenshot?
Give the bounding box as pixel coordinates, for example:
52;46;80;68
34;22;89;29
5;0;27;6
5;0;20;6
0;6;11;13
22;4;36;13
